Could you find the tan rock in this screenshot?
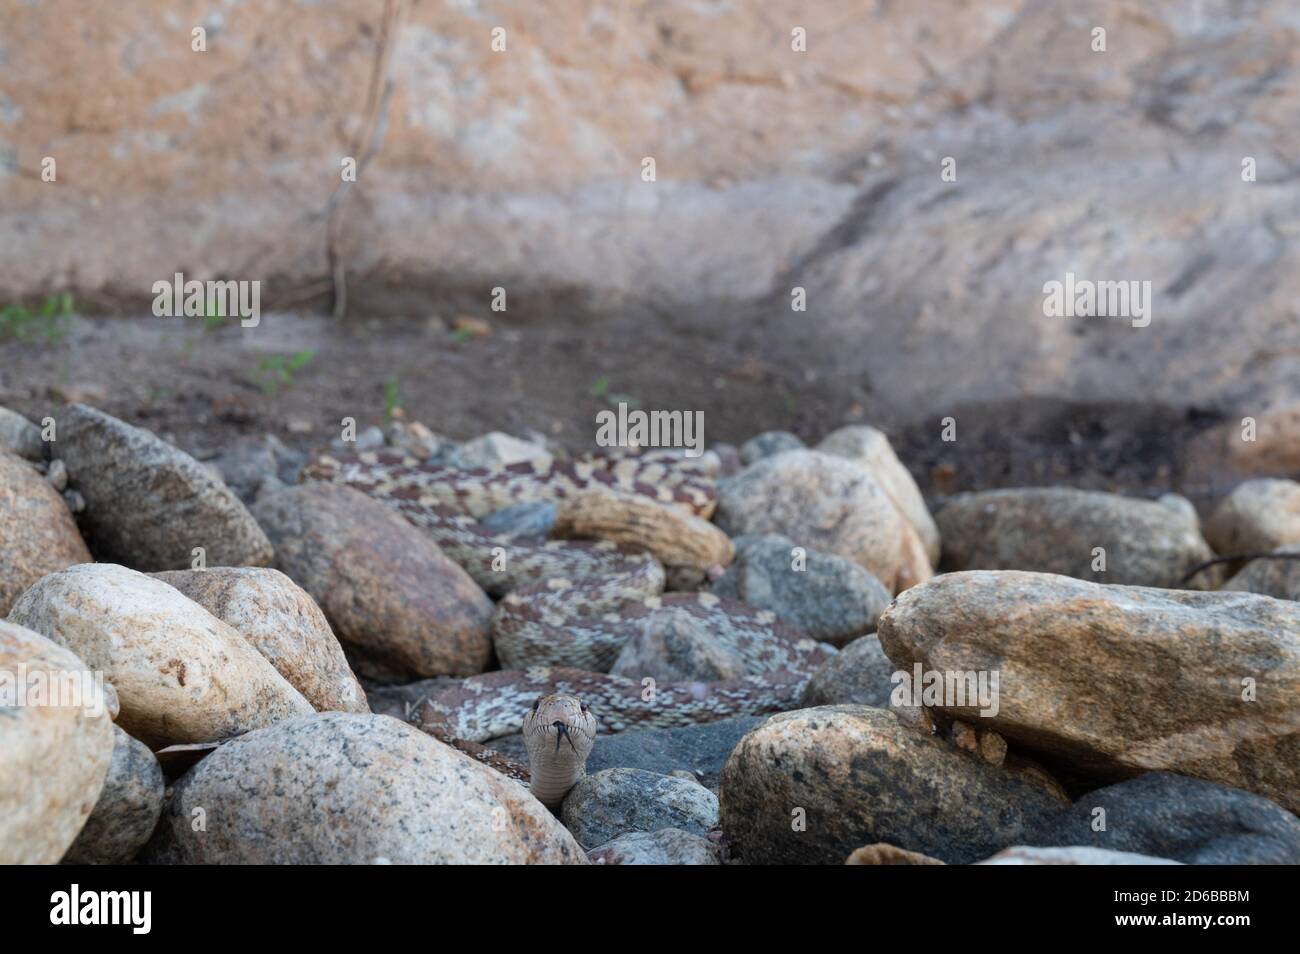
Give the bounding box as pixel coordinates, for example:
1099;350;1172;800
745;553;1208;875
143;713;587;864
0;620;114;864
845;843;945;865
976;846;1182;866
719;706;1068;864
716;450;926;593
8;563;314;748
879;570;1300;813
816;425;940;566
0;450;92;616
1205;478;1300;555
152;567;368;714
553;488;733;575
253;483;494;681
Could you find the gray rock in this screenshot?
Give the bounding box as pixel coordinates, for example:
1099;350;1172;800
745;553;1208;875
1025;773;1300;865
936;488;1216;588
587;828;721;865
711;534;890;646
720;705;1068;864
581;716;761;789
253;483;494;681
0;451;92;616
54;404;272;570
445;431;552;470
739;430;804;465
1205;478;1300;555
716;449;930;593
801;634;896;708
977;846;1181;865
209;437;282;505
479;501;556;538
609;606;748;682
0;405;44;460
561;768;720;849
879;571;1300;813
63;725;164;864
1224;547;1300;601
44;457;68;491
143;713;586;864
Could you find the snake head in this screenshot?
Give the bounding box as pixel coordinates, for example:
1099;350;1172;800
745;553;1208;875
521;693;598;802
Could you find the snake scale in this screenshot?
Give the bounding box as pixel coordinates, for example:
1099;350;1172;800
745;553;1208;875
301;445;835;794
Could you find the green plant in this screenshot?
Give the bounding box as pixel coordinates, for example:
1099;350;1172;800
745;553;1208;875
383;376;402;420
0;293;74;343
255;349;316;394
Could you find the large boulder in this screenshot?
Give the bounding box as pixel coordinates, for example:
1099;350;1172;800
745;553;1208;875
1025;773;1300;865
0;450;92;616
0;620;114;864
152;567;367;714
1205;478;1300;554
62;724;165;864
715;449;930;593
935;488;1216;588
8;563;314;748
719;705;1068;864
253;483;494;681
143;713;586;864
878;571;1300;813
53;404;272;570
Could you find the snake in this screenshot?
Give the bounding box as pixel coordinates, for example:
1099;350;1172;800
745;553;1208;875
300;444;835;789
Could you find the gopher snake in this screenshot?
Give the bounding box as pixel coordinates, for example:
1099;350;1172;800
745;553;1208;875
302;446;833;782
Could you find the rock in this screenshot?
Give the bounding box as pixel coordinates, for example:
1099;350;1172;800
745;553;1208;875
552;488;733;576
0;450;92;616
0;620;114;864
739;431;804;464
1205;478;1300;554
1025;773;1300;865
0;405;43;460
977;846;1182;865
445;431;552;470
152;567;368;714
816;425;940;565
8;563;314;748
386;420;447;460
588;828;721;865
719;705;1068;864
936;488;1217;588
363;675;462;721
715;449;930;593
878;571;1300;812
62;725;164;864
480;501;556;538
560;768;720;849
609;605;749;682
712;534;890;646
53;404;272;570
800;634;896;708
45;457;68;491
1224;547;1300;601
142;713;586;864
253;483;494;681
845;843;945;865
208;436;283;505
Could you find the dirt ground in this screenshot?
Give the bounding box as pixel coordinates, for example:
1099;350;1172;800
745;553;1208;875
0;305;1237;511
